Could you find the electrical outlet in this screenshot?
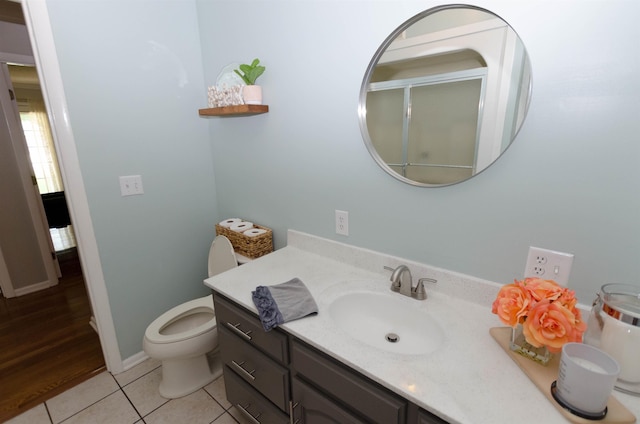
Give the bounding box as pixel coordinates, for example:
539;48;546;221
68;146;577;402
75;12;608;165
524;246;574;286
335;210;349;236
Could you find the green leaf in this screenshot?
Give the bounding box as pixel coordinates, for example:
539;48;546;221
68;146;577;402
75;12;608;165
234;58;265;85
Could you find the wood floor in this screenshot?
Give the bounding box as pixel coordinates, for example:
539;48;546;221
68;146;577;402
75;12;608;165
0;249;105;422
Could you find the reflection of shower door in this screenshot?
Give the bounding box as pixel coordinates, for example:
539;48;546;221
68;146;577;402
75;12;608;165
407;79;482;184
367;70;486;185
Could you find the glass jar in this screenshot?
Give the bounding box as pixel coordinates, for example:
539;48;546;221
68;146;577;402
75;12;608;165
584;283;640;396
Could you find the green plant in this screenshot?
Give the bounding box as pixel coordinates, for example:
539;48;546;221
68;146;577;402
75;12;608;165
234;58;265;85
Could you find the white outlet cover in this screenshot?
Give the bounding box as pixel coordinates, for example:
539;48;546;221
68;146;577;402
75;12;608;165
524;246;574;286
335;210;349;236
119;175;144;196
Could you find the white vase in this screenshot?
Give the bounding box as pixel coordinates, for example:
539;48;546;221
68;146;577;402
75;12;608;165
242;85;262;105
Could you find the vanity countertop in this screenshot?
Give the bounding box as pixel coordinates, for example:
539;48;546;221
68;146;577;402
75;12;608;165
204;230;640;424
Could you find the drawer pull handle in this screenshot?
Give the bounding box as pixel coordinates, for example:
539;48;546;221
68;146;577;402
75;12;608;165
226;322;253;340
236;403;262;424
231;360;256;381
289;401;300;424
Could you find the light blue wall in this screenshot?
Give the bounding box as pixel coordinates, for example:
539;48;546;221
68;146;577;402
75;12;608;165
196;0;640;303
44;0;640;360
46;0;218;358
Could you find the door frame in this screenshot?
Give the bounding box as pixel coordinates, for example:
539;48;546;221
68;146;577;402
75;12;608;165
22;0;123;373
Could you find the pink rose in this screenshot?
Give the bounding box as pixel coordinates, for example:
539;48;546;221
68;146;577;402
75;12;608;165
491;281;530;327
522;300;587;353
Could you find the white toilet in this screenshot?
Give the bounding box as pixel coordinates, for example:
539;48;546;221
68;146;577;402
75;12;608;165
143;235;238;399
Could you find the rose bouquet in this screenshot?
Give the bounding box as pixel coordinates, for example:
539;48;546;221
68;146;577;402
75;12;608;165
492;278;586;353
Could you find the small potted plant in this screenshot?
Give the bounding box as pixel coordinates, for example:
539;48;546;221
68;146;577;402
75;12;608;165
234;58;266;105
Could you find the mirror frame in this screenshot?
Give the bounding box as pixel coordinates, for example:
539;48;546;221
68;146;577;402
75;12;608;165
358;4;532;187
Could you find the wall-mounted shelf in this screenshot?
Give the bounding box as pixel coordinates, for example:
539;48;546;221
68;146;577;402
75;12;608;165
198;104;269;116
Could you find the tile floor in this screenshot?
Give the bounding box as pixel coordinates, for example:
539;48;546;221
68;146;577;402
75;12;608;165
6;359;253;424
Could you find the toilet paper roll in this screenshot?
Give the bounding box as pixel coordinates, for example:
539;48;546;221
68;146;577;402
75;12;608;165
230;221;253;233
219;218;242;228
244;228;267;237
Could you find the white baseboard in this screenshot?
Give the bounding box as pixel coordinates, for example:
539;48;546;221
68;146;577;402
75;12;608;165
119;351;150;374
14;280;57;297
89;316;98;333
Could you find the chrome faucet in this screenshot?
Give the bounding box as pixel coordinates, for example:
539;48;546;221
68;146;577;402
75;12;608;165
384;265;436;300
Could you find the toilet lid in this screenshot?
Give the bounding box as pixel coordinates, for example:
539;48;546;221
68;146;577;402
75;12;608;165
144;295;217;344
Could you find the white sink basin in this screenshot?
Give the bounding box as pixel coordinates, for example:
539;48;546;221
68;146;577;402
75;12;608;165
327;291;445;355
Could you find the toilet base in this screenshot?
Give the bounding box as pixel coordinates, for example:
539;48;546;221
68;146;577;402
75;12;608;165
158;351;222;399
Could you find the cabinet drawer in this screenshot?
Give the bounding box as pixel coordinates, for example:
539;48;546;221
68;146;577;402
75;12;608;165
220;325;290;411
292;376;365;424
224;365;289;424
292;341;406;424
214;293;289;363
417;409;449;424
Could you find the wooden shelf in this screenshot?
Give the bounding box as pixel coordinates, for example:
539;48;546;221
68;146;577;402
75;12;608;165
198;104;269;116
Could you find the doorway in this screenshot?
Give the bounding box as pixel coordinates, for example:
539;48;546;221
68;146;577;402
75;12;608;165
0;2;106;420
0;61;105;424
7;63;77;256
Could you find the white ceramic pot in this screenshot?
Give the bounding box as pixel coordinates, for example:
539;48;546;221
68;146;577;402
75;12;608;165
242;85;262;105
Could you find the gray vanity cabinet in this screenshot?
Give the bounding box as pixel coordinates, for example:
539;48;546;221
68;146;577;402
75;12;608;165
214;294;291;422
213;292;450;424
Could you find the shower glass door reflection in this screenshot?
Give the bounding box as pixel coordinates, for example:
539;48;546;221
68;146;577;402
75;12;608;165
367;74;485;185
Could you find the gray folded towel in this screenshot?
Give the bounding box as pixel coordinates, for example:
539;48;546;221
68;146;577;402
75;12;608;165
252;278;318;331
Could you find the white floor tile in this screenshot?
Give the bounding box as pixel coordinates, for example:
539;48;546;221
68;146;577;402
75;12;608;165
204;375;232;409
46;371;119;423
143;389;225;424
4;404;51;424
122;367;169;416
114;358;161;387
60;391;140;424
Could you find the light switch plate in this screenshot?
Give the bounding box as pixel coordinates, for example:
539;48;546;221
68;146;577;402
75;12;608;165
119;175;144;196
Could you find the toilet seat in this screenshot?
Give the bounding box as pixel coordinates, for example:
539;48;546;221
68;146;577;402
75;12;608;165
144;295;216;345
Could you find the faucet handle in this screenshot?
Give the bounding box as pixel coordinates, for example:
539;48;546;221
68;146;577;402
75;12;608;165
413;278;437;300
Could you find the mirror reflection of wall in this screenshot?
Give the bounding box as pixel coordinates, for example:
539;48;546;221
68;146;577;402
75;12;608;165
360;5;532;187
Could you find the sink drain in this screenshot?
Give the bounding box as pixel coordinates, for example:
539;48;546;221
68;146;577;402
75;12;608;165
385;333;399;343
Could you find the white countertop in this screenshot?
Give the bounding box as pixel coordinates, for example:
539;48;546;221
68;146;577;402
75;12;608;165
204;230;640;424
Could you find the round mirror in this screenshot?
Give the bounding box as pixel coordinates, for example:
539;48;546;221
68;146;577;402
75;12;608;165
359;5;532;187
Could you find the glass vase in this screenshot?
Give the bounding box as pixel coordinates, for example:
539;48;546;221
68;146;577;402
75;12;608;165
509;324;551;365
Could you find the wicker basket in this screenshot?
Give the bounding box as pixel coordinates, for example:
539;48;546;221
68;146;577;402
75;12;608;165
215;223;273;259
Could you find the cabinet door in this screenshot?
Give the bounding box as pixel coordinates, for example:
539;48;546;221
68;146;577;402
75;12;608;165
292;341;406;423
417;409;449;424
292;377;366;424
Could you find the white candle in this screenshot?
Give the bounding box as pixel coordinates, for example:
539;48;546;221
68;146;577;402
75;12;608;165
572;357;608;374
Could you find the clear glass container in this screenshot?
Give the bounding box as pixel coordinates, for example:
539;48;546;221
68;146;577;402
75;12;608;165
510;323;551;365
584;283;640;396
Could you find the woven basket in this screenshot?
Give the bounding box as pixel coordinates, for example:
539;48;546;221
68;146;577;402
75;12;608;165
215;223;273;259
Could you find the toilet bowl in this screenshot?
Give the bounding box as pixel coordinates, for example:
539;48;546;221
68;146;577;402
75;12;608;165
143;294;221;398
143;235;237;398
